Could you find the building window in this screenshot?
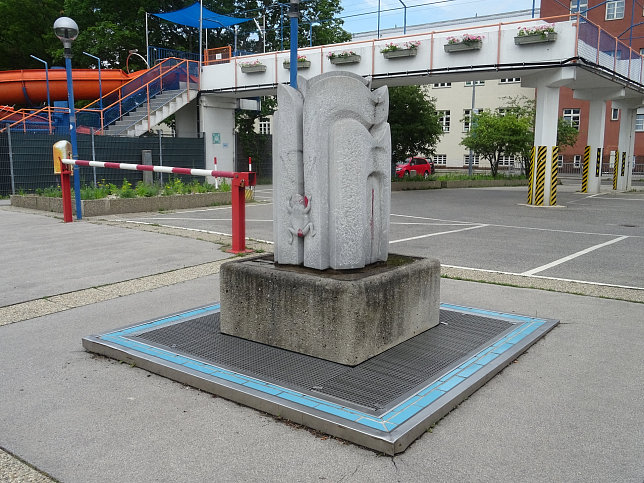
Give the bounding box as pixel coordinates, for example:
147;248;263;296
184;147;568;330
606;0;625;20
611;108;620;121
433;82;451;88
499;155;516;166
434;154;447;165
464;154;480;166
438;110;450;132
563;108;581;130
500;78;521;83
558;155;564;167
640;48;644;56
570;0;588;14
464;80;485;86
574;155;581;167
636;114;644;131
463;109;478;132
258;117;271;135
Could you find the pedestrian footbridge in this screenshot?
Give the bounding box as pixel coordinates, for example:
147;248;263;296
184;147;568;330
196;14;642;200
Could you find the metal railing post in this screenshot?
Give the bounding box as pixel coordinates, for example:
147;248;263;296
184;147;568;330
7;127;15;195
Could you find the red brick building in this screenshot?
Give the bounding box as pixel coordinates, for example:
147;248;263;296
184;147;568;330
541;0;644;169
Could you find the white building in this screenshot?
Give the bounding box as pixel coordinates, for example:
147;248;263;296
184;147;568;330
353;10;539;169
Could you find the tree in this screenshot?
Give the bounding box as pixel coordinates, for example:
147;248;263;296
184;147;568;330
388;86;443;164
235;96;276;174
557;116;579;150
0;0;64;71
462;96;580;177
460;109;533;177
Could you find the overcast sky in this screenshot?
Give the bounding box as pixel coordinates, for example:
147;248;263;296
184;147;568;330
338;0;539;33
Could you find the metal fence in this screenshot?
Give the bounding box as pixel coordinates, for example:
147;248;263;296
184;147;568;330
0;129;205;196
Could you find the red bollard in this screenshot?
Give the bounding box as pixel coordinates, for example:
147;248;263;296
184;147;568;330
60;167;73;223
228;171;256;254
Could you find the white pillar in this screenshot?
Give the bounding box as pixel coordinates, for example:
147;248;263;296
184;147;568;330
522;69;574;207
532;85;559;206
613;98;643;191
199;94;237;174
573;88;627;195
585;99;606;194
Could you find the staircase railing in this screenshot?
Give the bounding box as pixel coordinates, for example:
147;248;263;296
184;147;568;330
76;57;199;134
0;57;199;135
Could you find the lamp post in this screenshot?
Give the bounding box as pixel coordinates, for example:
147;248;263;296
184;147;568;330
54;16;82;220
29;55;52;131
126;49;150;73
82;52;103;109
288;0;299;89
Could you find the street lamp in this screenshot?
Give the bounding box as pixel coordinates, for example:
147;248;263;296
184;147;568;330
29;55;52;131
82;52;103;109
126;49;150;73
54;16;82;220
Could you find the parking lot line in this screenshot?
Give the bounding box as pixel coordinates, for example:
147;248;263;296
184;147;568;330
389;225;487;244
521;236;629;276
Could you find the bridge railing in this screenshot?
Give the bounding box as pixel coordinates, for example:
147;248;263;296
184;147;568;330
201;14;644;93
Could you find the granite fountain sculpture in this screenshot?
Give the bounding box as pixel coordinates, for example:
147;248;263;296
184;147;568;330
220;72;440;365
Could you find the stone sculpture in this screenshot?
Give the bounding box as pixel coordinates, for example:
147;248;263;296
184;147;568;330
273;71;391;270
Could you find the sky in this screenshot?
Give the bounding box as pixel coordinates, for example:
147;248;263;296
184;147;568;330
338;0;539;34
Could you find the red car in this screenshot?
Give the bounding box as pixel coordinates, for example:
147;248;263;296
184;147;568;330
395;157;435;178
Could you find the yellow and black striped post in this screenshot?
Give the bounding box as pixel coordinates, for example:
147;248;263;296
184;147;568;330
527;146;535;204
621;151;626;177
534;146;547;206
613;150;619;190
581;145;590;193
550;146;559;206
595;147;602;177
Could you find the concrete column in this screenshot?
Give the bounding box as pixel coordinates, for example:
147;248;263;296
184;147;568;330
617;107;636;191
199;94;237;174
532;85;559;206
612;99;643;191
585;99;606;194
573;88;628;195
522;69;574;207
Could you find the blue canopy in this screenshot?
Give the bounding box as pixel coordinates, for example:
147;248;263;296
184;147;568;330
153;3;251;29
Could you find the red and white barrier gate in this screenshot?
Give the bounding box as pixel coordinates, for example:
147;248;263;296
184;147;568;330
60;158;256;253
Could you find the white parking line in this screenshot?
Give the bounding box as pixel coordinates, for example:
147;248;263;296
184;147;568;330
389;225;487;244
521;236;629;276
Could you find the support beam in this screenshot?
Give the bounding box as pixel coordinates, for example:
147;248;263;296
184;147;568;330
584;98;607;194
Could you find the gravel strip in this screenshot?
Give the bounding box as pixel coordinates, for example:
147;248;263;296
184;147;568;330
0;260;230;327
442;266;644;303
0;449;55;483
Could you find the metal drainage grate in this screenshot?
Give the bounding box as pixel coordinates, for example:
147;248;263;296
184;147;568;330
133;310;513;413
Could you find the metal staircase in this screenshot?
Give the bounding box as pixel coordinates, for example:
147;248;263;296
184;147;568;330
103;81;197;136
76;57;199;137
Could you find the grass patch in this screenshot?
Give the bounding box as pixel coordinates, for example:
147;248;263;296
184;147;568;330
32;177;231;200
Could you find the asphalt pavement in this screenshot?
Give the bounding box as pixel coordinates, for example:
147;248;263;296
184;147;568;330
0;187;643;482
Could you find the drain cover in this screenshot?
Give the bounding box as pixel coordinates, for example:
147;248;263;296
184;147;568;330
133;310;512;412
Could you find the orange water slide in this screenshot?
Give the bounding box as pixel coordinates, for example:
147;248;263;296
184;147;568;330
0;69;146;105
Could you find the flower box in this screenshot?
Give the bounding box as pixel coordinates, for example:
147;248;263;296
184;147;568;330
383;49;417;59
444;41;482;53
514;32;557;45
240;64;267;73
283;61;311;69
329;54;361;65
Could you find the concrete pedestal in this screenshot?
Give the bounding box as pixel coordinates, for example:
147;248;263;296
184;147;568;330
219;254;440;366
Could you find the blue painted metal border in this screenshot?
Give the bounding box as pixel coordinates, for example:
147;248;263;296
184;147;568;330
95;303;552;434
